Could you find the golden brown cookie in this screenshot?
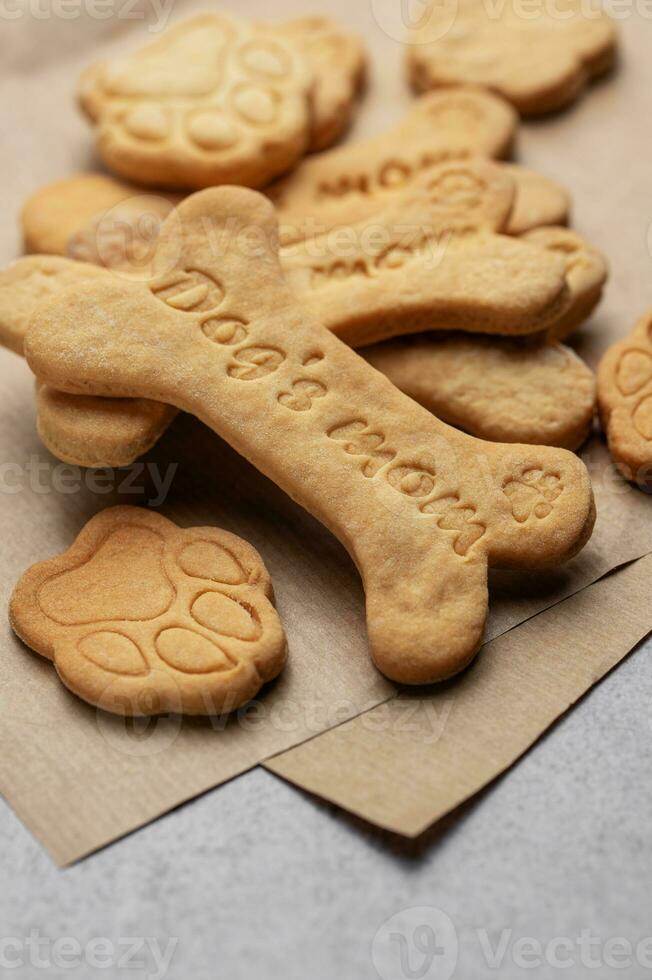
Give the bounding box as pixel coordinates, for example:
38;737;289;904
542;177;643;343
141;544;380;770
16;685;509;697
272;16;366;151
78;13;313;189
2;204;608;468
0;256;177;466
597;311;652;485
25;187;595;685
21;160;568;270
280;161;572;345
523;227;608;340
0;255;110;355
21;174;181;261
364;336;596;451
502;164;570;236
10;507;287;715
267;87;518;245
407;0;618;115
36;383;178;469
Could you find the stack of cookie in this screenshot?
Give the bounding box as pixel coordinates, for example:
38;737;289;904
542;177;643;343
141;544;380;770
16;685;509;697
4;7;629;717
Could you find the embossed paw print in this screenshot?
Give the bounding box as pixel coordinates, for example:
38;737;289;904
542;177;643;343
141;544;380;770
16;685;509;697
503;468;563;523
10;508;287;716
608;316;652;446
597;311;652;482
79;14;312;189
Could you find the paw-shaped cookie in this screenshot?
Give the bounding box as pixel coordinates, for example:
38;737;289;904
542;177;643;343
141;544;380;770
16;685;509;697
270;16;366;152
78;14;312;189
598;311;652;485
10;508;287;716
408;0;617;115
503;468;563;523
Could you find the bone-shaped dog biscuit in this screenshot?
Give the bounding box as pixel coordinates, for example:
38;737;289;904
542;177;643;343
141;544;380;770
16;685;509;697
24;160;574;344
25;188;595;684
10;507;287;715
407;0;618;115
597;311;652;486
280;160;572;345
266;88;520;245
21;158;568;269
0;208;605;467
272;154;568;246
364;337;595;451
78;13;313;189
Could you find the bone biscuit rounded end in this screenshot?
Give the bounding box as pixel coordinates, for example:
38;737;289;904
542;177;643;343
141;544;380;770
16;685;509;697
0;255;113;356
503;166;571;236
36;385;178;469
22;174;137;256
485;443;596;569
364;556;488;685
523;227;609;341
363;338;596;451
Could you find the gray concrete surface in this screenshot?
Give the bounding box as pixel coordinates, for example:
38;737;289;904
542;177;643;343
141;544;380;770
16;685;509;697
1;631;651;980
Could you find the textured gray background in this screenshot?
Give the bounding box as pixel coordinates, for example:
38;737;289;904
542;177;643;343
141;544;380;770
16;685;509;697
1;630;651;980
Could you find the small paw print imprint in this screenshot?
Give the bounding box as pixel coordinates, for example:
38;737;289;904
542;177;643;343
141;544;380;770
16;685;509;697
10;508;287;716
503;469;563;523
79;14;311;188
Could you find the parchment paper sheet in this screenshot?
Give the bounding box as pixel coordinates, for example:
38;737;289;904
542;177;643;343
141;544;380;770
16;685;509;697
267;554;652;837
0;2;650;864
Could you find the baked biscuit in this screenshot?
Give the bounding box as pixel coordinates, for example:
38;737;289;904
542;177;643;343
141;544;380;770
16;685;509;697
79;13;313;189
0;256;177;467
267;87;518;245
407;0;618;115
272;16;366;151
523;227;608;340
364;336;595;450
597;311;652;485
1;206;607;467
25;187;596;684
10;507;287;715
